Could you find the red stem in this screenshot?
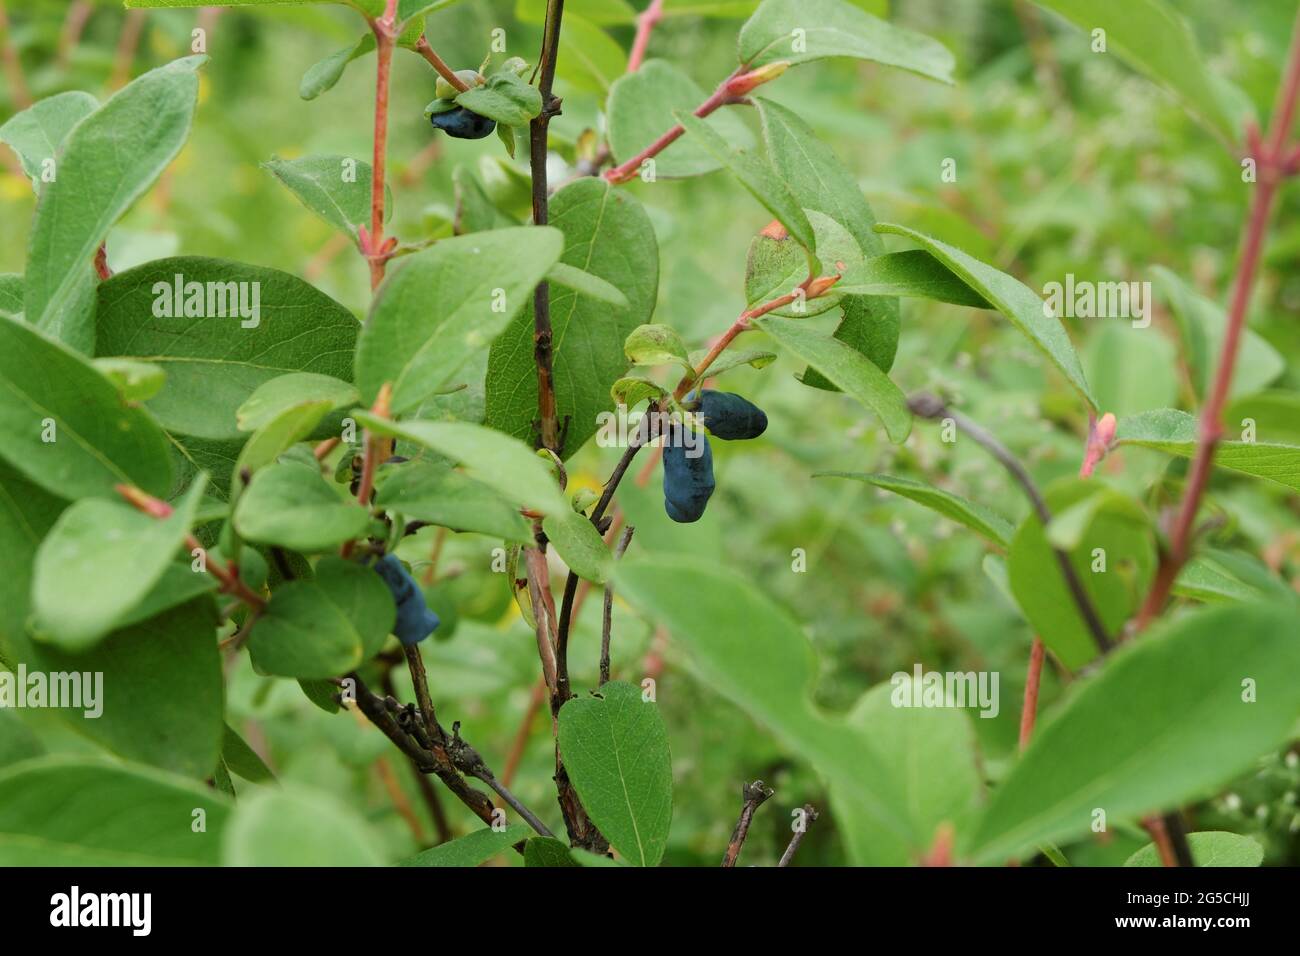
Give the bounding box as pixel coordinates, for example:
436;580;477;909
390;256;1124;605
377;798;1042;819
0;0;32;109
415;34;471;91
1134;8;1300;629
1017;637;1046;751
604;67;746;185
365;1;399;290
626;0;663;73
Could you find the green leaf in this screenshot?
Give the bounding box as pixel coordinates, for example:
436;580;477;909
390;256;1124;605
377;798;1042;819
12;598;223;778
816;472;1012;548
1154;266;1283;401
236;372;358;433
744;212;862;318
234;461;371;553
738;0;954;81
834;677;981;865
1227;390;1300;446
754;97;904;381
543;509;611;584
232;401;333;487
624;323;692;371
676;111;816;270
688;348;776;377
0;315;173;502
249;556;395;679
26;56;205;352
1082;321;1178;419
754;97;884;259
1032;0;1237;141
263;155;382;241
0;274;22;319
967;602;1300;863
0;712;43;770
1007;480;1154;670
524;836;581;867
0;462;65;654
546;262;629;307
558;681;672;867
606;60;754;179
376;460;533;542
610;375;668;409
455;72;543;126
833;250;992;307
354;414;567;514
557;13;629;93
400;824;531;866
30;478;206;652
222;786;384;866
92;358;166;403
1174;549;1295;606
756;317;911;443
1117;409;1300;492
1125;831;1263;867
299;33;375;101
485;179;660;460
612;556;912;848
0;91;98;193
356;227;564;413
222;724;275;783
875;223;1096;408
96;257;360;441
0;756;229;865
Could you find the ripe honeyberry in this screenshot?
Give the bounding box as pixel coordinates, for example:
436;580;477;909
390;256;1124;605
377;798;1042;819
662;425;715;523
695;389;768;440
430;106;495;140
372;554;441;646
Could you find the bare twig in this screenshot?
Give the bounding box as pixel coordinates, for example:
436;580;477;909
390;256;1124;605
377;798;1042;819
777;804;819;867
908;393;1113;656
448;722;554;838
626;0;664;73
530;0;566;452
600;525;636;686
722;779;774;867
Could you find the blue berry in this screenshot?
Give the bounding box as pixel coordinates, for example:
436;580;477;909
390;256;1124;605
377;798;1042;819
696;389;768;441
662;425;715;523
430;106;496;140
372;554;441;646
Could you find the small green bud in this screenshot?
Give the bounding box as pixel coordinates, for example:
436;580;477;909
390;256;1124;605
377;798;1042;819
435;69;484;100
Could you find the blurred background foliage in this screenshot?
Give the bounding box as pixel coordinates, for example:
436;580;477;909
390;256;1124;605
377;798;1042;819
2;0;1298;865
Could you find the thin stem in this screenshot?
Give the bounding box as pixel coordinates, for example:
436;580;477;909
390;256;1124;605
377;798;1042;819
414;34;470;91
721;779;773;867
777;804;819;867
0;0;31;110
530;0;566;452
1017;637;1046;751
364;1;400;290
599;525;636;686
404;643;445;747
474;770;555;838
605;67;746;185
626;0;663;73
58;1;93;71
374;756;428;844
500;678;546;787
1135;7;1300;628
108;8;145;90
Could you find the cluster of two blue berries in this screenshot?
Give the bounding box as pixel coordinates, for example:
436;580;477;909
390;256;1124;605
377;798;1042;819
662;390;768;523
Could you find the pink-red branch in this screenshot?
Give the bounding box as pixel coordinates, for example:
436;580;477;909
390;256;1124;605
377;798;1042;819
603;62;787;185
362;0;401;290
1135;9;1300;629
626;0;663;73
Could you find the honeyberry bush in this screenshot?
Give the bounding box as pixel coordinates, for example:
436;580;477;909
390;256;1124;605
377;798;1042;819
0;0;1298;868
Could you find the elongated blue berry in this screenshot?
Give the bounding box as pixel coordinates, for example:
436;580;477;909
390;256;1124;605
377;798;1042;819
662;425;714;523
430;106;496;140
696;389;767;440
372;553;440;646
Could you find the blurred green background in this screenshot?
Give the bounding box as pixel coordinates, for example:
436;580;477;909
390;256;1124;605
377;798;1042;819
2;0;1297;865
